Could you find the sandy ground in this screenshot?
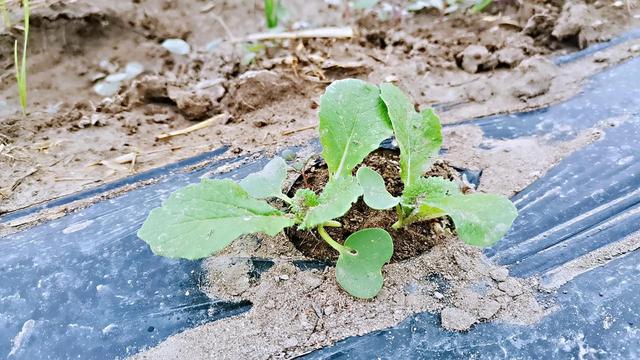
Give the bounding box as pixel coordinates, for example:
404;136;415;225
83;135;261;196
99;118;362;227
1;0;638;216
1;0;639;358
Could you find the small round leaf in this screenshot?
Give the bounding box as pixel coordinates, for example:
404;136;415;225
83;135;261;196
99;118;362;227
335;228;393;299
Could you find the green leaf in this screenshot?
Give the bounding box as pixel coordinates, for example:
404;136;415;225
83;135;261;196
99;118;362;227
471;0;493;14
264;0;278;28
301;176;363;229
402;176;460;205
239;157;288;199
335;228;393;299
319;79;393;179
419;193;517;247
356;166;399;210
380;83;442;187
138;179;295;259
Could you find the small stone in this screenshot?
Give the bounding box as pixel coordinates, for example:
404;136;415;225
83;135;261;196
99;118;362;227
265;299;277;309
629;44;640;53
93;81;121;97
433;291;444;300
162;38;191;55
477;299;501;320
167;86;216;121
459;45;491;74
324;306;335;316
497;278;524;297
366;311;377;319
511;56;557;99
299;272;323;290
393;293;406;305
465;81;493;102
282;337;299;348
278;274;290;281
441;307;478;332
490;267;509;282
253;120;271;128
496;47;525;67
593;52;608;63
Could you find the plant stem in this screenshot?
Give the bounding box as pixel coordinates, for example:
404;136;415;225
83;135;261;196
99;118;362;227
276;193;293;205
391;220;402;230
393;210;446;230
317;225;352;255
323;220;342;227
394;204;405;227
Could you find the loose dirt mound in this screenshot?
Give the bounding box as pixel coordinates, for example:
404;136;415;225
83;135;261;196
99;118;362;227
286;150;460;262
1;0;638;216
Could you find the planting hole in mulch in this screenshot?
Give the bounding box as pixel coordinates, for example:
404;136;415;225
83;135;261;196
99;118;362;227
285;149;460;262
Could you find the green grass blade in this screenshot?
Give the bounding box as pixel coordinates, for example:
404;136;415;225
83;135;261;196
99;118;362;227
471;0;493;14
13;0;29;114
264;0;278;28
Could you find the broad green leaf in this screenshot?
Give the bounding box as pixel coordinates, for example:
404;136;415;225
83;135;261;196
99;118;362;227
380;83;442;187
239;157;288;199
419;193;517;247
402;176;461;205
319;79;393;179
356;166;399;210
138;179;295;259
301;176;363;229
335;228;393;299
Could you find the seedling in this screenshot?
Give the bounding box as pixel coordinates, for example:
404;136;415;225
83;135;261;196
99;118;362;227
138;79;517;299
264;0;286;29
14;0;30;115
139;79;394;299
356;83;517;247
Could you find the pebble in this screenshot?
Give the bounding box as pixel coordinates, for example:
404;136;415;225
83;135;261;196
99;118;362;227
489;267;509;282
459;45;491;74
593;52;609;63
433;291;444;300
324;306;335;316
282;337;299;348
440;307;478;332
477;299;501;320
265;299;276;309
299;272;323;290
497;278;524;297
161;38;191;55
496;47;525;67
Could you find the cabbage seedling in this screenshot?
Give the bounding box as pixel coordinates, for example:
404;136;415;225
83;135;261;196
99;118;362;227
138;79;517;300
138;79;395;299
356;83;517;247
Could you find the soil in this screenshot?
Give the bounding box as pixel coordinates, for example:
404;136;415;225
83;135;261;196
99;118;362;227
286;149;460;262
1;0;639;219
1;0;640;358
